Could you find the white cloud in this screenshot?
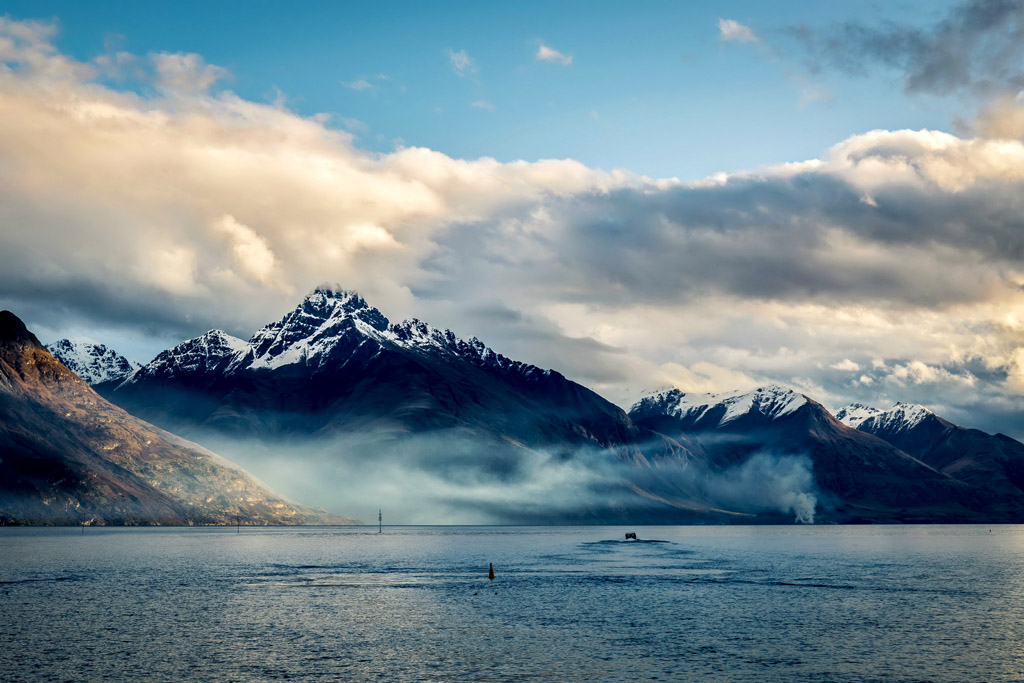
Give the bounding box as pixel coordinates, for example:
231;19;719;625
830;359;860;372
536;44;573;65
341;79;374;91
718;18;759;44
470;100;495;111
212;215;288;289
151;52;228;95
446;48;474;77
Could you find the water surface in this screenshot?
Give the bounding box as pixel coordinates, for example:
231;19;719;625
2;525;1023;682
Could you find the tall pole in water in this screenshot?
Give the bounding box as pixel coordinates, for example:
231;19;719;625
378;509;382;534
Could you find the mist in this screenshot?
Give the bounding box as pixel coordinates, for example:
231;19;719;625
704;453;818;524
188;428;822;525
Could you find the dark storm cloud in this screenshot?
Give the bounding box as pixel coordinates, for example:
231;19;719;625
788;0;1024;95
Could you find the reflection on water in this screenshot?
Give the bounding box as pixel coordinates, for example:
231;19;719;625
2;525;1024;682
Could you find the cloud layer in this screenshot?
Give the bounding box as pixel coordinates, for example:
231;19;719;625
0;18;1021;438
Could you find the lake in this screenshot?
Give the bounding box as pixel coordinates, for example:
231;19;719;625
2;525;1023;682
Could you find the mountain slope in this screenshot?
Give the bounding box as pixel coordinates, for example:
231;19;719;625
630;386;996;522
838;402;1024;510
0;311;349;525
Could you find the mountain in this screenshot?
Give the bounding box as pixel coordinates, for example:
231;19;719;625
106;287;760;523
837;402;1024;513
629;386;1002;523
110;287;647;449
47;337;139;385
101;288;1024;523
0;310;349;525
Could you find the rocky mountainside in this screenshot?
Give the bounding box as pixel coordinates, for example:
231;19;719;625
630;386;1010;523
0;311;349;525
837;402;1024;512
47;338;138;385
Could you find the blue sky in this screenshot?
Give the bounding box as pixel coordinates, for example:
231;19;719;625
6;0;964;178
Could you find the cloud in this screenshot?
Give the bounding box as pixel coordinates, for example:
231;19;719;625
718;19;760;44
446;48;474;76
0;19;630;343
787;0;1024;96
212;215;289;289
341;79;374;91
536;44;573;65
0;18;1021;439
470;99;495;111
961;90;1024;139
151;52;228;95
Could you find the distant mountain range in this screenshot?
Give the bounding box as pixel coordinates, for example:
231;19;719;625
835;402;1024;517
0;311;349;525
629;386;1011;522
9;286;1024;524
84;286;1024;524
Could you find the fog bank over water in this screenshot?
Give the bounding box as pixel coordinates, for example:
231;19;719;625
190;429;821;524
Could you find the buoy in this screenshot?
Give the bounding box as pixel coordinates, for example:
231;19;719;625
488;563;495;580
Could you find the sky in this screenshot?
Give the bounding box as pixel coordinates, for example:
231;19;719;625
1;0;1023;438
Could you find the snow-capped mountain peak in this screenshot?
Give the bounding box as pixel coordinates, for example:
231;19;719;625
834;403;881;429
120;286;558;385
387;318;462;351
867;402;935;432
125;329;248;383
247;286;389;370
47;338;139;385
836;401;938;433
386;318;551;379
630;384;808;426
